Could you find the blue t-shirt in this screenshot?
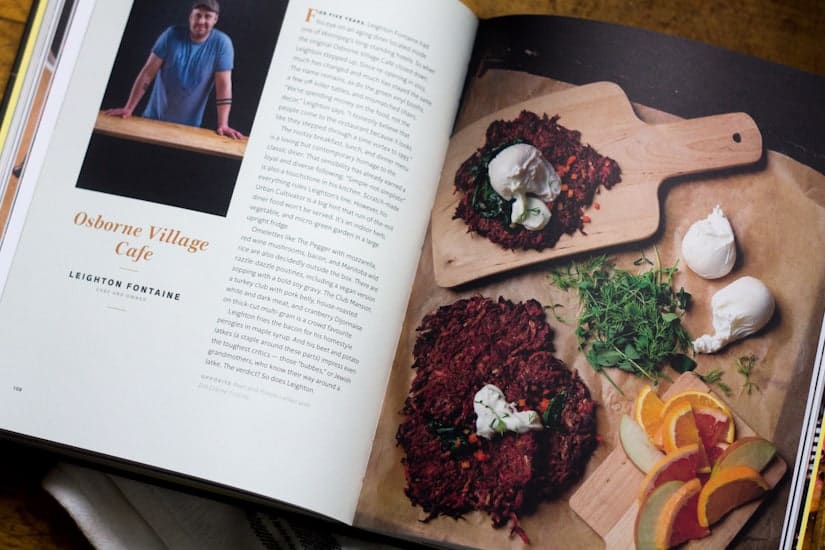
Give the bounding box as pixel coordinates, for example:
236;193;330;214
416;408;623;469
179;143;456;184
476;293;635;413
143;25;234;127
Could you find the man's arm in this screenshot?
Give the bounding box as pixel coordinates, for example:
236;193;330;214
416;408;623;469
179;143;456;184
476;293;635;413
103;53;163;118
214;70;243;139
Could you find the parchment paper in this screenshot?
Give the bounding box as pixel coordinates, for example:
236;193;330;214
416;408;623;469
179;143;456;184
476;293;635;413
355;70;825;549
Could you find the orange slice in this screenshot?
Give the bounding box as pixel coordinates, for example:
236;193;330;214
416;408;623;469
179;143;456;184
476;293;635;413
661;389;731;421
661;402;700;453
697;465;769;527
654;478;710;548
633;384;665;444
660;403;710;473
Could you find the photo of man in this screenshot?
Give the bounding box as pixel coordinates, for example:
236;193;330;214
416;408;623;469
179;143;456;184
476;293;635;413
104;0;243;139
75;0;287;217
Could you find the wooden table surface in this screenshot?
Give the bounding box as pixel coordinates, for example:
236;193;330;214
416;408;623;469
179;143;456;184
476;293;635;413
0;0;823;548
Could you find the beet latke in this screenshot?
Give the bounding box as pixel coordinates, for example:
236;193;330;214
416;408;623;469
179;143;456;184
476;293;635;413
454;110;621;250
396;296;597;539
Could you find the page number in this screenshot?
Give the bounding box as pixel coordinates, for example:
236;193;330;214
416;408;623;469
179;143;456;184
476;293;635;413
12;386;22;392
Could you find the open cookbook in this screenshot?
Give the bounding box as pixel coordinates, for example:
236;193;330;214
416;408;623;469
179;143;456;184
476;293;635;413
1;0;824;548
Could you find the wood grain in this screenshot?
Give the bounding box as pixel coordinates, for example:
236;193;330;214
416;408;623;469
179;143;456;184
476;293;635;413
0;18;24;95
0;1;822;549
95;112;248;159
0;0;30;22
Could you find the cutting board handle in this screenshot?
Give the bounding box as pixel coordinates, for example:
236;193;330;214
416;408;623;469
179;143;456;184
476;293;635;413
645;112;763;180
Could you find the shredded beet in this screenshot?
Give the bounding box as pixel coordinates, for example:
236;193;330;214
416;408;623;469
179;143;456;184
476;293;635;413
454;111;621;250
396;296;597;536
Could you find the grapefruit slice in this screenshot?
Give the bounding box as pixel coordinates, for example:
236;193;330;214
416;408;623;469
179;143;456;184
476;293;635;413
693;406;735;449
712;436;776;474
697;465;769;527
654;478;710;547
706;441;730;470
634;384;665;443
635;480;682;550
639;443;703;502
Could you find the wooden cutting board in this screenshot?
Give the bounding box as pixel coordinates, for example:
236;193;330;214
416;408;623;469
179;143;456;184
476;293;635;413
431;82;762;287
569;374;786;549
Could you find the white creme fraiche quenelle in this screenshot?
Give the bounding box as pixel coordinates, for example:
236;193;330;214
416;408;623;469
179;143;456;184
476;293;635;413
473;384;543;439
693;276;775;353
487;143;561;230
681;205;736;279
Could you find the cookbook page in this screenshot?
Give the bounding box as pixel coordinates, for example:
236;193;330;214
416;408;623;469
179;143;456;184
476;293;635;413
356;15;825;548
0;0;476;523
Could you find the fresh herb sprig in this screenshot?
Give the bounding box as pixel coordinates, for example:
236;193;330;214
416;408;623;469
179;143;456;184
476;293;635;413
549;252;695;390
696;369;732;396
736;354;760;395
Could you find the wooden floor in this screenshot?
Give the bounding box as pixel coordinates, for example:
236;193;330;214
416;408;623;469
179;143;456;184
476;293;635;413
0;0;822;548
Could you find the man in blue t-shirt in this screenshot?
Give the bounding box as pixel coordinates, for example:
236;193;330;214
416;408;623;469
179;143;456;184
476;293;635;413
105;0;243;139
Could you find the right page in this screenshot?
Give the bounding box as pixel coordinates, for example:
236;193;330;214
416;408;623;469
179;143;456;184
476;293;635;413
357;15;825;549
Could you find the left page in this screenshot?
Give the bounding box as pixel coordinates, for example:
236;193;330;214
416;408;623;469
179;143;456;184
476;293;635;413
0;0;476;523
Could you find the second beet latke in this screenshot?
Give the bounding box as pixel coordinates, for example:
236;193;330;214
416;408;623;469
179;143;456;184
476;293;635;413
396;296;597;541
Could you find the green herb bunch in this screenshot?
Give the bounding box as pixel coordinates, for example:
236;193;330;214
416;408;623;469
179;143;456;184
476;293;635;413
549;253;695;389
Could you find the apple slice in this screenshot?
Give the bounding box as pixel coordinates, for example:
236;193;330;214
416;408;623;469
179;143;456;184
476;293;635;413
711;436;776;475
655;478;710;547
636;480;683;550
620;415;665;473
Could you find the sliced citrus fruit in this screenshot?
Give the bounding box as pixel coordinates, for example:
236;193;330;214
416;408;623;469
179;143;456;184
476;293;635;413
697;465;769;527
654;478;709;548
635;480;682;550
707;441;730;470
661;402;699;452
633;384;665;443
639;443;703;502
693;406;735;449
661;389;731;422
660;402;710;472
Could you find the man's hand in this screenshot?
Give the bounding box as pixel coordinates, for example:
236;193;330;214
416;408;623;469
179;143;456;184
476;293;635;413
104;54;162;121
103;107;134;118
216;125;244;139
